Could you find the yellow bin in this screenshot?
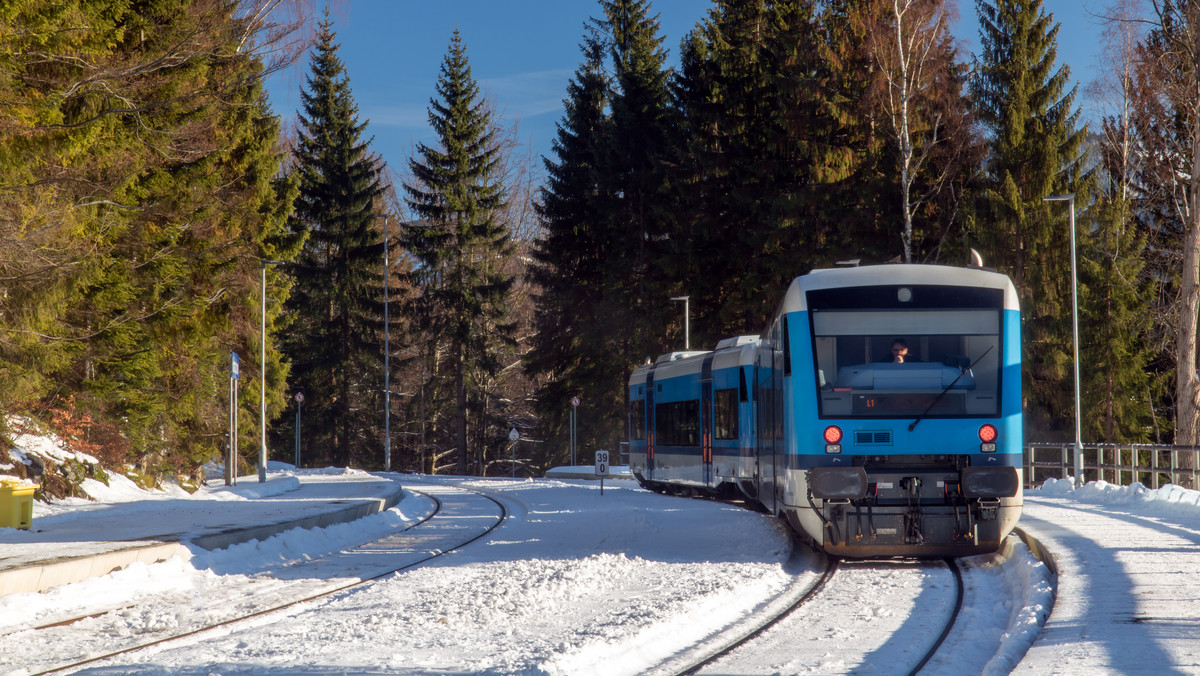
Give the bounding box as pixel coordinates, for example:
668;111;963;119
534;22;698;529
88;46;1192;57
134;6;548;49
0;480;37;530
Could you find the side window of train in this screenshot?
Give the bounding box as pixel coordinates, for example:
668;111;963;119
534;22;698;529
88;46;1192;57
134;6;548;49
739;368;748;402
783;317;791;376
655;400;701;446
714;388;738;440
630;400;645;440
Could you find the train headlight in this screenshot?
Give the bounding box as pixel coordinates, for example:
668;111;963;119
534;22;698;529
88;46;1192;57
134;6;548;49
823;426;843;444
962;466;1019;498
809;467;868;500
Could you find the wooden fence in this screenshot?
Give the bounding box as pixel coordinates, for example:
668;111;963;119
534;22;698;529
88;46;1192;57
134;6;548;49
1024;443;1200;489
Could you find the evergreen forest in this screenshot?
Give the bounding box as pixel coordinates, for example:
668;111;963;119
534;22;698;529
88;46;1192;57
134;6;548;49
3;0;1200;490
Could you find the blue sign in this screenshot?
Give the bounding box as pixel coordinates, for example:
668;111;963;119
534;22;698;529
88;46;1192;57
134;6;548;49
231;352;240;380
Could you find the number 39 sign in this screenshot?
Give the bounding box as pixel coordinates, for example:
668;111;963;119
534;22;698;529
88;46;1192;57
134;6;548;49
595;450;610;477
595;450;611;496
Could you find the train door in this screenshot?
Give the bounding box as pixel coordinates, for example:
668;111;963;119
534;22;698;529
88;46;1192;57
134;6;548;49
756;333;777;512
700;355;715;488
773;318;787;510
645;370;656;481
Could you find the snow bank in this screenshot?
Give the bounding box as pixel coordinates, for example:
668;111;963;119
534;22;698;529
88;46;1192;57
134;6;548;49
3;416;100;483
1035;477;1200;515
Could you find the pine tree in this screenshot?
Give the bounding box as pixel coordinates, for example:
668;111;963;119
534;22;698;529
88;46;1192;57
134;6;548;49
526;20;618;463
1070;6;1154;445
970;0;1089;439
283;14;387;469
807;0;896;262
403;30;515;475
670;0;785;336
0;0;302;477
602;0;676;355
1080;192;1152;443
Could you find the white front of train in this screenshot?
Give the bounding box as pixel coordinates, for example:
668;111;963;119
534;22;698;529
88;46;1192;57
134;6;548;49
772;265;1023;557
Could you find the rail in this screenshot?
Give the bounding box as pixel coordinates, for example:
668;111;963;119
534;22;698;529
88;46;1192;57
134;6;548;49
1024;442;1200;489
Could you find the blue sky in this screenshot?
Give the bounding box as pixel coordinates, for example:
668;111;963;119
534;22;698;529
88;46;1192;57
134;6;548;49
264;0;1110;184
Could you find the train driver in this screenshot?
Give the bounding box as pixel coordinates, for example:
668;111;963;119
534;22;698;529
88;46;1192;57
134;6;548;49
890;338;911;363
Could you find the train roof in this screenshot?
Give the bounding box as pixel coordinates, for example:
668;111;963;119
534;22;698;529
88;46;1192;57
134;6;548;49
630;335;760;385
780;264;1019;313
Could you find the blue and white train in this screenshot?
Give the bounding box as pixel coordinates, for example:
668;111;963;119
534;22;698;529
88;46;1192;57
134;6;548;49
628;264;1023;557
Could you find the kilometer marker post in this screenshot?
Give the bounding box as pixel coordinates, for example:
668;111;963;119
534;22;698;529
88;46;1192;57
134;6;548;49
595;450;610;496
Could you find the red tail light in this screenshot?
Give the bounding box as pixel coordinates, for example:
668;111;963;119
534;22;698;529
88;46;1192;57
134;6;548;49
979;424;998;443
824;425;843;444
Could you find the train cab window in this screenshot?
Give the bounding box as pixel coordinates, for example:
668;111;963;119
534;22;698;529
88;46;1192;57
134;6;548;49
714;388;738;440
656;400;700;446
810;304;1002;419
630;400;646;440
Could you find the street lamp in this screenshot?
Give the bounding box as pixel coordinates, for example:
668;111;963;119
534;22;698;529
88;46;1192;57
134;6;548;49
377;213;392;473
1044;193;1083;488
670;295;690;350
260;259;286;483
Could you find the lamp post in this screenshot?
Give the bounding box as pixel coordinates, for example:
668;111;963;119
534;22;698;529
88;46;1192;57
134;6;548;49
260;259;285;483
1044;193;1083;488
374;213;394;473
670;295;690;350
294;391;304;468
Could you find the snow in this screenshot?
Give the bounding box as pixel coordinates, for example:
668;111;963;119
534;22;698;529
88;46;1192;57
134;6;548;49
3;417;100;473
3;456;1200;673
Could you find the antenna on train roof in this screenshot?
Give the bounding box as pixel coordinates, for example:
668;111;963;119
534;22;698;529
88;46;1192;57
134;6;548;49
968;248;984;268
834;259;860;267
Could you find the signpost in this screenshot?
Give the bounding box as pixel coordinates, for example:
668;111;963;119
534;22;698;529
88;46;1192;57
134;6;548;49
509;427;520;478
570;395;581;466
227;353;239;486
294;392;304;469
595;449;610;496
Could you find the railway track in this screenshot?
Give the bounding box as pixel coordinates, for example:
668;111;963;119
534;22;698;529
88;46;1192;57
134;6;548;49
660;555;966;676
6;484;507;675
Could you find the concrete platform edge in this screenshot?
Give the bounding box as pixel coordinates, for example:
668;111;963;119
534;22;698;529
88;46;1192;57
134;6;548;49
0;483;405;597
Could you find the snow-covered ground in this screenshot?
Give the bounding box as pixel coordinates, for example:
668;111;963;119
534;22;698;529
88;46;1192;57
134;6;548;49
4;457;1200;673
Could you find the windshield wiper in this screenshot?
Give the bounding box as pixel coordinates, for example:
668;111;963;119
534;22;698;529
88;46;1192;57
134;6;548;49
908;345;995;433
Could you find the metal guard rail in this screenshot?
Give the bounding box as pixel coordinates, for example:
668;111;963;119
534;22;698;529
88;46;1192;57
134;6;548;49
1025;442;1200;489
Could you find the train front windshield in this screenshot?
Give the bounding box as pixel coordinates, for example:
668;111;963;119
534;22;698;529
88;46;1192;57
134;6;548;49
808;286;1003;419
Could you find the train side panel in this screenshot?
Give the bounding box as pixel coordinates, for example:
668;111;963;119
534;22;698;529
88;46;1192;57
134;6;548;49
629;340;758;497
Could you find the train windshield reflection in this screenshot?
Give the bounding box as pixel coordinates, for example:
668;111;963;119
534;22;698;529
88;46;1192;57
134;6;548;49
811;309;1002;418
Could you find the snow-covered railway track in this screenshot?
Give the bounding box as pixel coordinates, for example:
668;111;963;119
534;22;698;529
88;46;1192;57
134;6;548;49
654;550;840;676
675;557;965;676
9;484;507;675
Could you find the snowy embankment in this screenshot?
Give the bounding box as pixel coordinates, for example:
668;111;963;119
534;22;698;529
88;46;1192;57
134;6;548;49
1015;478;1200;673
1;468;1062;676
10;442;1200;674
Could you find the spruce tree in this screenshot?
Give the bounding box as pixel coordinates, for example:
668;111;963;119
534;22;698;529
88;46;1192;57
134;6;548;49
539;0;675;459
601;0;676;424
403;30;515;475
1080;192;1152;443
0;0;300;476
970;0;1089;438
283;14;387;469
526;20;618;462
670;1;784;336
1071;12;1154;445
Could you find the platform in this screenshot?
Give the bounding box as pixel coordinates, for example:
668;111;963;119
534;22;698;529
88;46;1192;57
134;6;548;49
0;472;404;596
